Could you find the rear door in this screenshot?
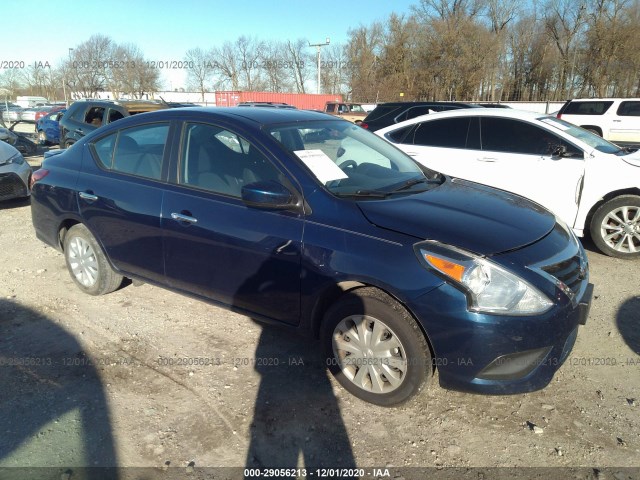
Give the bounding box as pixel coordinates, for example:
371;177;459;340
78;122;171;284
390;116;481;179
610;101;640;143
161;121;304;325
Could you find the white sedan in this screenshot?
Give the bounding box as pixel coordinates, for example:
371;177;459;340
376;108;640;258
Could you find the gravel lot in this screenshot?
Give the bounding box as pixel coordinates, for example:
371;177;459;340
0;146;639;479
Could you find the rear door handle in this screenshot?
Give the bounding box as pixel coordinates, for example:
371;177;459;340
405;151;418;157
171;212;198;224
79;191;98;202
477;157;497;162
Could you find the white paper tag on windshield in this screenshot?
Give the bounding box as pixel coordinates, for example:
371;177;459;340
294;149;349;184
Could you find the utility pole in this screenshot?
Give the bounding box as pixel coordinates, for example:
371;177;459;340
309;38;330;94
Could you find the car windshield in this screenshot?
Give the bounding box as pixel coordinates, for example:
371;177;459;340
268;120;439;198
539;116;623;154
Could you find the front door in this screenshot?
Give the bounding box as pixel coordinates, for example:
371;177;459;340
162;122;304;325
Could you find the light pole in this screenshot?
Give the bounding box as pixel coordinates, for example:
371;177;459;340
64;48;73;105
309;38;330;94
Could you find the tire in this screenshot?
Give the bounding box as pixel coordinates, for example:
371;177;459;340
64;140;74;149
63;224;123;295
590;195;640;259
584;127;601;136
321;287;431;406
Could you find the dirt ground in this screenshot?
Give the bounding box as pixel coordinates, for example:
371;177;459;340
0;147;639;479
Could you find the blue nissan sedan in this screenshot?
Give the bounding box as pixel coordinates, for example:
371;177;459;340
30;108;593;406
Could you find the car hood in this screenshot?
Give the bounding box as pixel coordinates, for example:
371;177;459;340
357;178;556;256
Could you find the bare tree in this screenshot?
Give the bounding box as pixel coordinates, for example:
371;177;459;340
184;47;215;101
544;0;587;99
345;23;384;101
211;41;240;90
285;39;312;94
68;34;114;98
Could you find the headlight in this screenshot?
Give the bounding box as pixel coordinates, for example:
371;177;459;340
416;241;553;315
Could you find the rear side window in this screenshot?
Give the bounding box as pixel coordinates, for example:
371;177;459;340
397;106;433;122
364;105;402;122
409;117;478;149
563;101;614;115
91;123;169;180
617;101;640;116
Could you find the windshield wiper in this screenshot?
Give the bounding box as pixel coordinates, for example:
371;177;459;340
387;177;438;193
334;189;391;198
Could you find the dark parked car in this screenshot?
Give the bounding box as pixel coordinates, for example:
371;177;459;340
237;102;296;109
36;109;66;145
31;107;593;406
59;100;167;148
361;101;482;131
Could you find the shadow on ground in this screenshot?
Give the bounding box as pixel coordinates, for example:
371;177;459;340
616;296;640;355
0;299;118;478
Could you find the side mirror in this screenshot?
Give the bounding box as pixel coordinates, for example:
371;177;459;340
241;180;295;209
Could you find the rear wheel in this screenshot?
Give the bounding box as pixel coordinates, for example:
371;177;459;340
321;287;431;406
590;195;640;258
63;224;123;295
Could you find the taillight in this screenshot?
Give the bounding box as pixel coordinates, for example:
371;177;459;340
30;168;49;189
557;113;561;119
361;122;369;129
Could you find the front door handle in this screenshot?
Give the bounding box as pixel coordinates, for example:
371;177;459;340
79;191;98;202
477;157;497;162
171;212;198;224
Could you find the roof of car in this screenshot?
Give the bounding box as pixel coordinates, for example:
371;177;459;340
373;101;481;108
377;107;549;133
119;106;335;125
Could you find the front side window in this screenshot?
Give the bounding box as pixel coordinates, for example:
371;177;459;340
91;123;169;180
84;107;105;127
180;123;282;197
481;117;563;155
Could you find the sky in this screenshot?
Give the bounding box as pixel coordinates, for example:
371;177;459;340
3;0;417;90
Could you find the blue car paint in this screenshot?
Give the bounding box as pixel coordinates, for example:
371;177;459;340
36;109;66;144
30;107;592;395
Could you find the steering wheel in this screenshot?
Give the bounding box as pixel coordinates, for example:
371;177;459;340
337;160;357;171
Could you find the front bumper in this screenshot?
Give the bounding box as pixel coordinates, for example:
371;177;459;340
409;279;592;395
0;161;31;201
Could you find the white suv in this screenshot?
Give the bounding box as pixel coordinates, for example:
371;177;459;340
557;98;640;146
376;108;640;258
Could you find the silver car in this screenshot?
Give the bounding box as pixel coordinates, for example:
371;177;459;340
0;141;31;201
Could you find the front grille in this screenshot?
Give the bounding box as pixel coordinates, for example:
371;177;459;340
0;173;27;200
541;254;586;298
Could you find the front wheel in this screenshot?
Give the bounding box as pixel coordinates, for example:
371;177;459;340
590;195;640;258
321;288;431;406
63;224;123;295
